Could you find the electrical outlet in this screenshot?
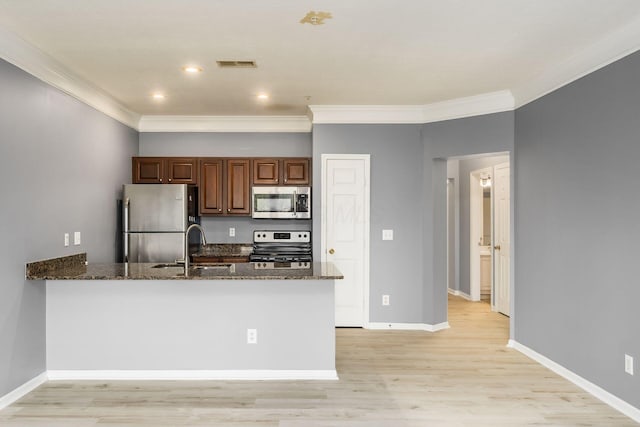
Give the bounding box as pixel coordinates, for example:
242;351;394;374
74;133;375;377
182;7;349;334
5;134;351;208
625;354;634;375
382;294;390;306
382;229;394;240
247;328;257;344
64;233;70;247
229;227;236;237
73;231;81;245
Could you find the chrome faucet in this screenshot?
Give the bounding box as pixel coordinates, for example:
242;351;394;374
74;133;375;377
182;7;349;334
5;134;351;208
184;223;207;273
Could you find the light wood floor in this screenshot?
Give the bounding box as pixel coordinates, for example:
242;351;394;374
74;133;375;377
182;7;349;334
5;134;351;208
0;296;635;426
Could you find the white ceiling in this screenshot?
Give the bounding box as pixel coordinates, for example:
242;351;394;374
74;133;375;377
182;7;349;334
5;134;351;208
1;0;640;123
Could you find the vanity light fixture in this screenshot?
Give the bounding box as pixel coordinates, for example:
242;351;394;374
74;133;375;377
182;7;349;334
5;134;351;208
480;173;492;188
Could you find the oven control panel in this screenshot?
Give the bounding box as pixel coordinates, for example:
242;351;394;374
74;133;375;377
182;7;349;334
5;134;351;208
253;230;310;243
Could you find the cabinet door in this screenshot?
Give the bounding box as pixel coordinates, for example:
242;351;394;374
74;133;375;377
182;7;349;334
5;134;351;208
253;158;280;185
167;158;197;184
283;158;310;185
199;159;224;214
132;157;165;183
226;159;251;215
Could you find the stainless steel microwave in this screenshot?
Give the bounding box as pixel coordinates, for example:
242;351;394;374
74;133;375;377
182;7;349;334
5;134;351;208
252;186;311;219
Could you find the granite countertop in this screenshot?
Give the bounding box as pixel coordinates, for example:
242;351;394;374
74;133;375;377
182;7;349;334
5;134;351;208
26;253;342;281
190;243;253;258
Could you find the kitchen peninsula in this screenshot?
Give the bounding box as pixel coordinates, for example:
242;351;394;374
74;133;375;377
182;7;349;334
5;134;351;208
27;254;342;380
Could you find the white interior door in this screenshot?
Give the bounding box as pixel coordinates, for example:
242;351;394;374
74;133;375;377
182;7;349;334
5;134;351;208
322;154;370;327
493;162;510;316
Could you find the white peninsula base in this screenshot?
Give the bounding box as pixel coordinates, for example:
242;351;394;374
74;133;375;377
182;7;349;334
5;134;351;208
46;279;337;380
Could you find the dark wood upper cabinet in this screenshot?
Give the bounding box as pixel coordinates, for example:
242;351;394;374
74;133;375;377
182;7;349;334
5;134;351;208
133;157;197;185
199;158;223;215
167;158;198;184
253;158;280;185
283;158;310;185
226;159;251;215
132;157;165;183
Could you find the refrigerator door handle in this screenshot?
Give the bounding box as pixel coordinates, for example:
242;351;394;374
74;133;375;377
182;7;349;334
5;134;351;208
123;197;130;262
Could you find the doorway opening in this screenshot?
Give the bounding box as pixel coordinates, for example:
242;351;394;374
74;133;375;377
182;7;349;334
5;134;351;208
446;153;511;319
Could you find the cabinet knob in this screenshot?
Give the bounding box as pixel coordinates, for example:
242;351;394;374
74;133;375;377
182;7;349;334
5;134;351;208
494;245;501;251
329;248;335;254
168;178;172;182
159;178;163;182
227;208;231;212
219;208;222;212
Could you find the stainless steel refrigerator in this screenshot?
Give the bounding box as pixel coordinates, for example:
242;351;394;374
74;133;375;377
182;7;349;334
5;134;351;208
122;184;198;263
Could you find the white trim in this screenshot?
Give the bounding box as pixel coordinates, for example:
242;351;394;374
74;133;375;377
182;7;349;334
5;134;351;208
447;288;472;301
321;154;371;328
508;340;640;423
367;322;450;332
310;105;426;124
0;26;139;129
46;370;338;381
513;16;640;108
138;115;312;133
0;372;47;410
309;91;514;124
421;90;514;124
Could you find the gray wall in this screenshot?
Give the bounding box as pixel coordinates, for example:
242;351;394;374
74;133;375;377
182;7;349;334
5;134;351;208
422;112;515;324
312;124;425;323
515;51;640;407
0;59;138;397
456;154;509;296
140;132;312;243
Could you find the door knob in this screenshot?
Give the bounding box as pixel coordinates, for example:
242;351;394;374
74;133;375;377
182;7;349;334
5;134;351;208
494;245;501;250
329;248;335;254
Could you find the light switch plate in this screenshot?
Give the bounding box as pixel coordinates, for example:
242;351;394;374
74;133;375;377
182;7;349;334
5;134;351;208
229;227;236;237
73;231;81;245
382;229;394;240
625;354;634;375
64;233;70;247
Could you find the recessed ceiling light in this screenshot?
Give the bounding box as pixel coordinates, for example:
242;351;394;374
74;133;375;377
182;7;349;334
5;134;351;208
152;93;166;100
257;93;269;100
182;66;203;73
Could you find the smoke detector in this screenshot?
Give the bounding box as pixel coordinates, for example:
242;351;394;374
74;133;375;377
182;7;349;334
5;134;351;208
300;11;332;25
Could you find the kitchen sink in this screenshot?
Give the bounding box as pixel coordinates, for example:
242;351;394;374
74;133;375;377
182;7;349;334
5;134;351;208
151;263;183;268
191;263;232;270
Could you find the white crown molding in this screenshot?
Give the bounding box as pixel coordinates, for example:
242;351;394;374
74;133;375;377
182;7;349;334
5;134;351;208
513;14;640;108
421;90;514;124
138;115;312;133
367;322;450;332
309;90;515;125
308;105;426;124
0;26;140;130
0;372;47;411
508;340;640;423
47;369;338;381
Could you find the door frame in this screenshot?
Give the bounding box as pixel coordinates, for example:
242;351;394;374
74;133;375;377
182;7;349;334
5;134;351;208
469;166;493;303
321;153;371;327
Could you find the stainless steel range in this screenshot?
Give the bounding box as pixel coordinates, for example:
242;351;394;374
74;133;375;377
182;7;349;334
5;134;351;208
250;230;312;265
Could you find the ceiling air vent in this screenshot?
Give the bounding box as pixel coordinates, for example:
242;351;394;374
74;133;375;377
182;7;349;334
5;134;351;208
216;60;257;68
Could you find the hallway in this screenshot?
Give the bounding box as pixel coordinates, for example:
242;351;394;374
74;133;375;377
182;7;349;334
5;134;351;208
0;296;634;426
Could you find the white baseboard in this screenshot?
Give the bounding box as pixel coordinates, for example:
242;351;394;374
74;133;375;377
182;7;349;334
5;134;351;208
0;372;47;410
508;340;640;423
367;322;450;332
46;370;338;381
447;289;472;300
